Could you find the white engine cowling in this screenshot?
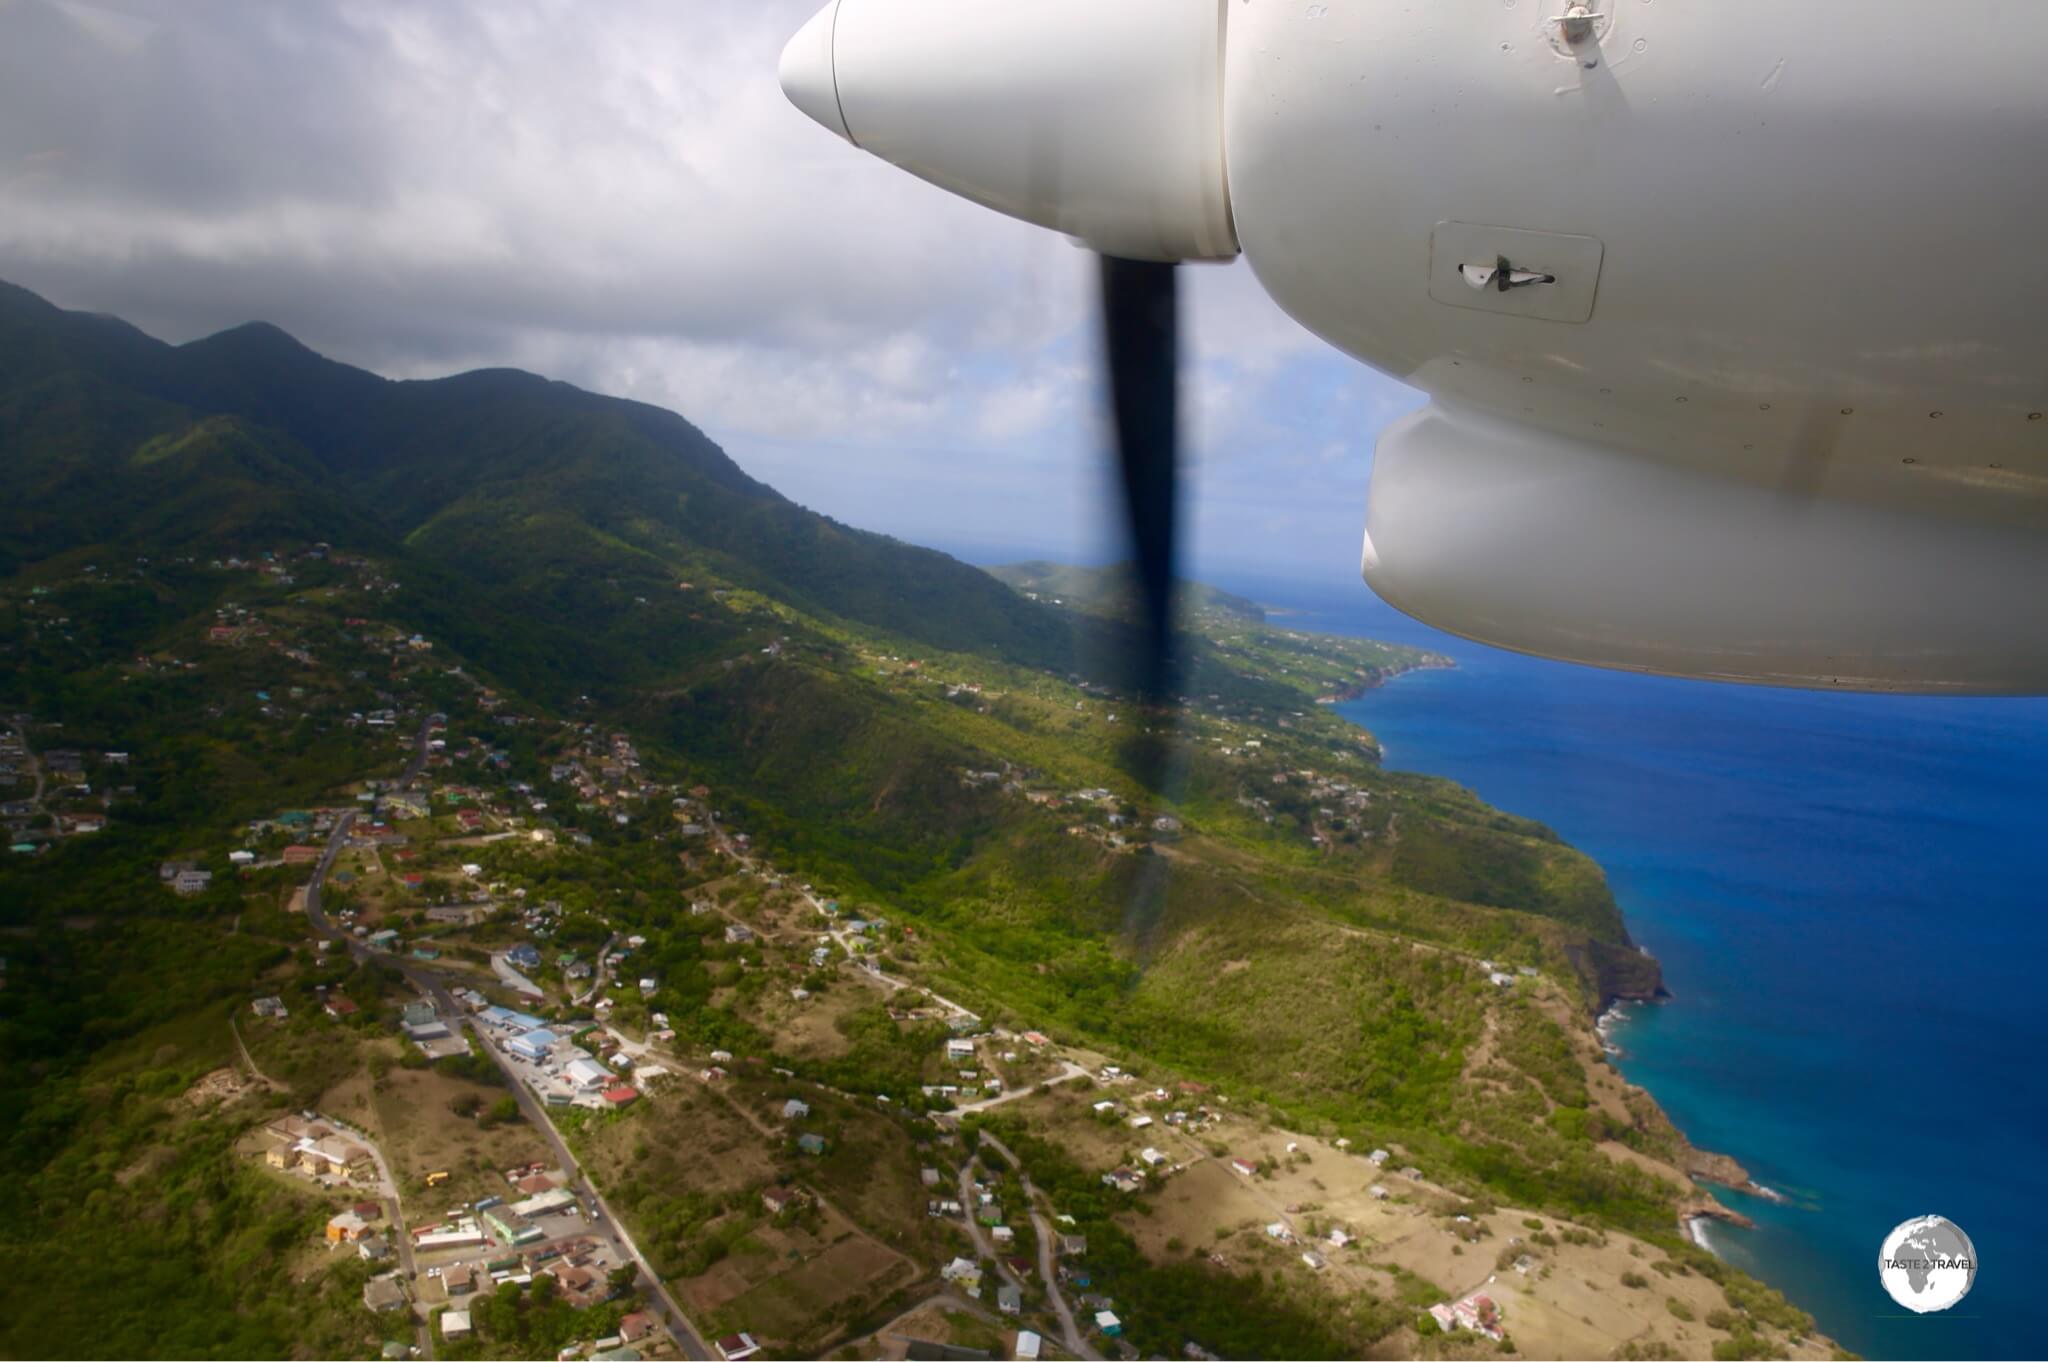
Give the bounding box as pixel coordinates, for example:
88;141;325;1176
778;0;1235;263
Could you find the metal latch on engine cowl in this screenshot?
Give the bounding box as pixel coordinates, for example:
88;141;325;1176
1428;221;1605;323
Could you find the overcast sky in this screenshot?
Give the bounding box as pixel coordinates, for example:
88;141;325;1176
0;0;1424;583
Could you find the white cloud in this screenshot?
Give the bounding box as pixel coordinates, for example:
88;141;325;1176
0;0;1421;578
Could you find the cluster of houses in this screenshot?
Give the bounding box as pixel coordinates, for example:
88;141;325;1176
261;1113;372;1184
1478;958;1542;988
920;1163;964;1218
3;740;125;846
153;803;360;893
410;1168;585;1265
1089;1075;1221;1139
528;1308;663;1362
934;1164;1112;1329
1429;1291;1505;1341
327;1203;394;1263
419;1233;626;1314
542;729;679;823
919;1029;1012;1103
473;1003;641;1110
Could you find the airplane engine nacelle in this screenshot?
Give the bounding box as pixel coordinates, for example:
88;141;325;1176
784;0;2048;693
1223;0;2048;693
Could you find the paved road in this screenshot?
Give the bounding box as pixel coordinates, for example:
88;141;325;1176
489;949;547;999
336;1114;433;1361
399;712;436;786
6;719;50;837
955;1159;1001;1269
955;1150;1099;1355
305;741;715;1361
572;933;619;1007
437;987;712;1361
946;1062;1089;1119
976;1132;1096;1360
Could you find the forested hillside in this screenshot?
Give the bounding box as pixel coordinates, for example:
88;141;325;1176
0;281;1828;1362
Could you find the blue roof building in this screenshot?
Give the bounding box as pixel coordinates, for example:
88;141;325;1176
508;1029;557;1060
483;1006;548;1032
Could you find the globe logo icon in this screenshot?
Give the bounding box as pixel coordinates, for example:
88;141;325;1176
1879;1215;1976;1313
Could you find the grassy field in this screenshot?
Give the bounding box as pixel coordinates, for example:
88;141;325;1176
365;1057;552;1206
974;1072;1837;1362
689;1206;915;1345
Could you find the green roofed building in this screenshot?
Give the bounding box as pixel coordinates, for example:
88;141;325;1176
484;1207;543;1246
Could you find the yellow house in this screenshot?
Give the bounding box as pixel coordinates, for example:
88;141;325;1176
326;1211;369;1243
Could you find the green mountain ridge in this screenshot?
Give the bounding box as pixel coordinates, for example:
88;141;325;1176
986;559;1269;623
0;280;1110;691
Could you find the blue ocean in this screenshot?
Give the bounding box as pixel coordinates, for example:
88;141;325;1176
1223;571;2047;1361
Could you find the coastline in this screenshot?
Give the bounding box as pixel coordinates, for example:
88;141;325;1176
1270;573;2046;1361
1600;1004;1791;1212
1345;663;1790;1269
1312;653;1456;705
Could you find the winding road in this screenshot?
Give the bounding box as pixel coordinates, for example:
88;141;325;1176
974;1132;1095;1361
5;719;51;838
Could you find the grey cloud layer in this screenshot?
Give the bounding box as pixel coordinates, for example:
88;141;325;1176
1;0;1414;575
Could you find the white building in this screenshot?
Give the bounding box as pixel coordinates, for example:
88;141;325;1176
511;1187;578;1218
566;1057;611;1089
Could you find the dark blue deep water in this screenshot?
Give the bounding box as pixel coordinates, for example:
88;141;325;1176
1224;572;2047;1361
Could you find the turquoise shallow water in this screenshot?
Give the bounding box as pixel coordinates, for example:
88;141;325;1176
1221;572;2047;1361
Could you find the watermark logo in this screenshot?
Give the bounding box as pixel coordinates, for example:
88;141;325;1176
1878;1215;1975;1314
